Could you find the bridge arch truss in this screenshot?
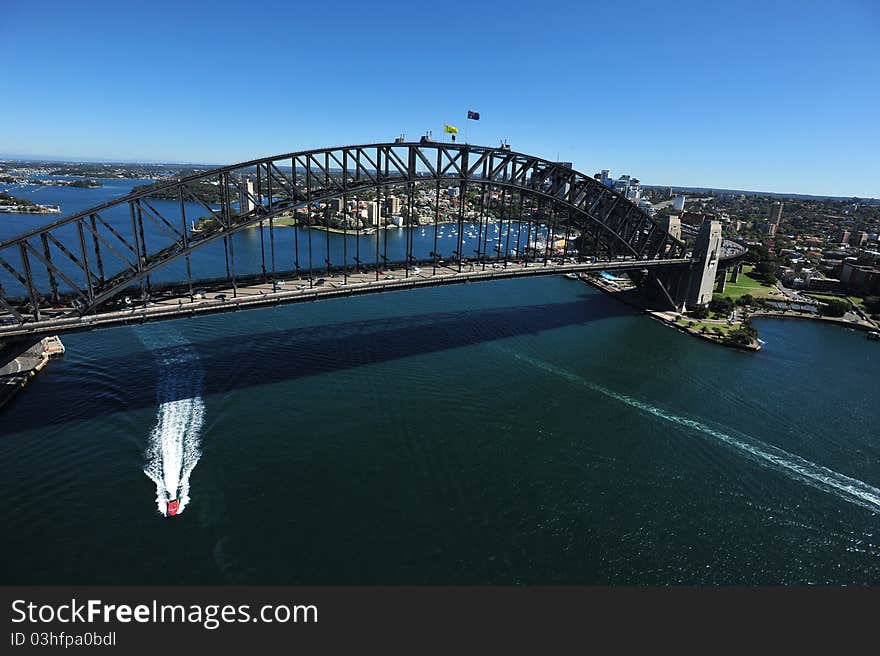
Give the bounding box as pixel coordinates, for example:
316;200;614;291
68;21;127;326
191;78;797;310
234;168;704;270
0;142;690;327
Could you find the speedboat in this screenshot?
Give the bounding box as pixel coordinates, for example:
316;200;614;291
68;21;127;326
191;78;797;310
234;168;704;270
167;499;179;516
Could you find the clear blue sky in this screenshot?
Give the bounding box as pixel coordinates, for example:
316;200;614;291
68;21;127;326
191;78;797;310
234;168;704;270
2;0;878;197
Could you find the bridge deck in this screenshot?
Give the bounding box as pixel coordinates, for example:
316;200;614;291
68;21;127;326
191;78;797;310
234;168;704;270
0;257;690;340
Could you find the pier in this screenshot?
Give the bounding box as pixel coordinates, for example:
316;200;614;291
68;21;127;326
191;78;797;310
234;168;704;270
0;335;64;410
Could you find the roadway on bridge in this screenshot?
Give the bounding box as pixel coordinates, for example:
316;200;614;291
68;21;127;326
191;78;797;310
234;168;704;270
0;256;691;339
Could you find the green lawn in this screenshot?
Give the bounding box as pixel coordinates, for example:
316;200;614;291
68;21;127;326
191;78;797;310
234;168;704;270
714;265;783;301
848;296;868;312
675;319;738;336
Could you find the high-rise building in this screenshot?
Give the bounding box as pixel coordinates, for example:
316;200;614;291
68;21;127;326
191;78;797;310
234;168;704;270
672;195;686;211
839;229;851;245
769;201;784;226
625;178;641;201
856;231;869;247
366;201;382;226
238;179;256;214
385;195;401;214
330;198;346;213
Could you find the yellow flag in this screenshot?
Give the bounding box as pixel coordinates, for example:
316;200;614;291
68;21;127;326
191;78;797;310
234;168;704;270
444;124;459;134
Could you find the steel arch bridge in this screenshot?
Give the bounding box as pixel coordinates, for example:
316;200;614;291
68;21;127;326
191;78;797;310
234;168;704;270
0;141;735;339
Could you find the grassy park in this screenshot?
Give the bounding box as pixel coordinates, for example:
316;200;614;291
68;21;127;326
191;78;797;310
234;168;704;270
674;318;738;336
713;265;783;301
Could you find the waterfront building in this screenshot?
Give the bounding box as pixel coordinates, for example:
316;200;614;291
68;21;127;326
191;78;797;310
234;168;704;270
366;201;382;226
806;276;841;292
840;259;880;293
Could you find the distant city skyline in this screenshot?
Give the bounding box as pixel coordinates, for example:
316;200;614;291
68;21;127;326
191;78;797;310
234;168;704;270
1;0;878;198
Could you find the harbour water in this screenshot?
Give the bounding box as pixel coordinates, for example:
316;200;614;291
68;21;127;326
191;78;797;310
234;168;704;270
0;176;551;296
1;179;879;584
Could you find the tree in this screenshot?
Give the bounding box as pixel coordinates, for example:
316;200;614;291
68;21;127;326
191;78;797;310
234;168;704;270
863;296;880;314
744;244;770;264
709;296;735;316
691;306;709;320
755;260;776;276
821;298;849;317
736;293;754;306
725;324;758;346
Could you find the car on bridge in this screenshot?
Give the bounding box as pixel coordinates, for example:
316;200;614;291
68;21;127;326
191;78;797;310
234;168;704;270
214;294;227;301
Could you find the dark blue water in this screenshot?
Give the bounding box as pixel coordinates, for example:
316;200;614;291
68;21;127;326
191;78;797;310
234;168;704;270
1;183;878;585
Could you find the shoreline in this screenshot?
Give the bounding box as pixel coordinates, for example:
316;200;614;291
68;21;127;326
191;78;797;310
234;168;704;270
578;274;762;351
272;219;480;234
579;274;878;350
0;206;61;214
746;309;877;333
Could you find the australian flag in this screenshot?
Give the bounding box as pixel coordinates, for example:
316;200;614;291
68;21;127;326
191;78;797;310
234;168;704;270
467;110;480;120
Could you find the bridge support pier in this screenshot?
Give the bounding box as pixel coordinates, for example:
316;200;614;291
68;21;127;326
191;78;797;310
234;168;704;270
642;220;724;311
685;220;722;309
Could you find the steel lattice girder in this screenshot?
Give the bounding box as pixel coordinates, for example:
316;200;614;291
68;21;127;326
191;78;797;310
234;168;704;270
0;142;693;321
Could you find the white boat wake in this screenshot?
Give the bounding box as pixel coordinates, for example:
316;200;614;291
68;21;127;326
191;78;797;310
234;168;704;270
503;349;880;514
137;329;205;516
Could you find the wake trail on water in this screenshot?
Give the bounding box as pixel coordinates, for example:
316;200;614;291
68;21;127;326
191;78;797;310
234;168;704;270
500;348;880;515
136;328;205;517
